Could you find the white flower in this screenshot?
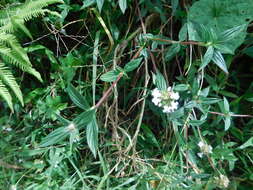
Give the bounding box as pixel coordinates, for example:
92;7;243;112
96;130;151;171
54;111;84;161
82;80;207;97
197;152;204;158
151;86;180;113
152;97;161;106
152;88;161;98
198;141;205;148
171;101;178;109
215;174;229;188
67;123;76;131
198;141;213;157
163;105;171;113
10;185;17;190
171;92;179;100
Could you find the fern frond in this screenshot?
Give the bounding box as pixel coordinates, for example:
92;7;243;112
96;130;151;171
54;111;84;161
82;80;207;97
0;0;63;32
0;63;23;105
0;79;13;112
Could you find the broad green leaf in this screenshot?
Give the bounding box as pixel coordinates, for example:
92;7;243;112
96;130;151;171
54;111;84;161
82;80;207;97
238;137;253;149
87;117;98;157
123;58;143;72
96;0;104;12
199;46;214;70
100;70;121;82
67;84;89;110
119;0;127;14
188;0;253;53
212;50;228;74
218;24;246;43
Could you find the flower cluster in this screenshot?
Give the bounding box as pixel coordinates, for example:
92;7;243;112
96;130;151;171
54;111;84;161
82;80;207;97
197;141;213;158
151;87;179;113
214;174;230;188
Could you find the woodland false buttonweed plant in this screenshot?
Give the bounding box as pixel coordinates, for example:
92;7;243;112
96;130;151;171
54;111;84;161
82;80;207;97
197;141;213;158
151;87;179;113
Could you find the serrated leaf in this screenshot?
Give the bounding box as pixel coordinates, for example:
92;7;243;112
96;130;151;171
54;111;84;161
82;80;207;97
67;84;89;110
87;117;98;158
119;0;127;14
199;46;214;70
124;58;142;72
212;50;228;74
100;70;121;82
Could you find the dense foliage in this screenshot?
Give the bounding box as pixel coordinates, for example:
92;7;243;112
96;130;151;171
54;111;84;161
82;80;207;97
1;0;253;189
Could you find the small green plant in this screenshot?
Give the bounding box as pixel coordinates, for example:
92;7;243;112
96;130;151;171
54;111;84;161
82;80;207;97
0;0;62;111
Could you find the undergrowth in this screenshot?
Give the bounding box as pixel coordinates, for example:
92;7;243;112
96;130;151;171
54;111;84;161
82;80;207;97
0;0;253;189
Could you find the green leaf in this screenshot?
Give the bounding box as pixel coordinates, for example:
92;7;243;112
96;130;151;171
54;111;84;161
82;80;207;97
223;97;230;112
96;0;104;12
87;117;98;158
67;84;89;110
224;116;231;131
199;46;214;70
212;50;228;74
119;0;127;14
153;71;167;91
74;109;96;128
174;84;189;91
214;44;234;54
219;24;246;43
165;44;180;61
81;0;95;9
100;70;121;82
189;0;252;53
178;23;188;41
124;58;143;72
238;137;253;149
171;0;179;15
39;127;69;147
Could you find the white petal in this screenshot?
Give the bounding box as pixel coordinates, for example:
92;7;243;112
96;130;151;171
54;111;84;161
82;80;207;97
171;92;180;100
152;88;161;98
198;141;205;148
197;152;204;158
